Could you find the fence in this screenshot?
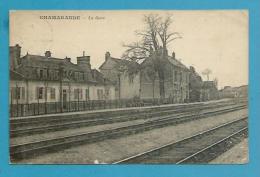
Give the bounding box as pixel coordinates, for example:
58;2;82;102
10;98;182;117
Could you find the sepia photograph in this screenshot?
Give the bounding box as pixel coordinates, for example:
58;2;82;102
9;10;248;164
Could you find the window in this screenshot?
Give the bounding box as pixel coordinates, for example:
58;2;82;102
74;72;79;80
105;89;109;99
16;87;21;99
180;72;182;82
39;70;44;79
39;87;44;99
79;72;84;81
36;87;44;99
43;69;47;78
46;69;50;79
74;89;78;99
74;88;82;100
50;88;56;99
97;89;104;100
79;89;82;99
85;89;89;100
11;87;25;100
174;71;178;82
105;89;109;96
55;70;59;79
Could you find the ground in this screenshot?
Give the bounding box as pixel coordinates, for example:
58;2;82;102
15;108;248;164
210;138;248;164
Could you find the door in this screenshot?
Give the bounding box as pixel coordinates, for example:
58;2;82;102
63;89;67;109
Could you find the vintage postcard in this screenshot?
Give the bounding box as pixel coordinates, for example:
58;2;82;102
9;10;248;164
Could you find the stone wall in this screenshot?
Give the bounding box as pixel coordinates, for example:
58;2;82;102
119;72;141;99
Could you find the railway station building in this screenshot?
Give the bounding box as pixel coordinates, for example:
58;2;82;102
9;44;116;106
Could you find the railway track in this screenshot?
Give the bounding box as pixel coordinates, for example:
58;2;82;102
10;104;247;161
11;102;242;137
113;117;248;164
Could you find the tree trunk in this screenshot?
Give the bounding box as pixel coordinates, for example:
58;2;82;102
158;69;165;99
158;50;166;100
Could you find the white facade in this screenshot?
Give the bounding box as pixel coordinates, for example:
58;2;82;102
10;79;116;104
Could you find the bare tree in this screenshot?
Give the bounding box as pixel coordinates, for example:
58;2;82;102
122;14;181;99
144;62;157;99
202;68;212;81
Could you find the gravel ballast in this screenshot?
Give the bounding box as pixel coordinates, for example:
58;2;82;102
14;109;247;164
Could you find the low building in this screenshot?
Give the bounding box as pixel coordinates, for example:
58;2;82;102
219;86;236;98
219;85;248;99
100;49;190;103
140;50;190;103
99;52;140;99
235;85;248;98
201;81;219;101
9;44;116;108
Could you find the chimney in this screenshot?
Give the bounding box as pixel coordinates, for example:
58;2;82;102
10;44;21;70
172;51;175;59
190;66;195;73
64;56;71;63
45;51;51;58
105;52;111;61
77;52;91;72
92;70;97;79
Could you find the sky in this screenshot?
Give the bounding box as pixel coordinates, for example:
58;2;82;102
9;10;248;89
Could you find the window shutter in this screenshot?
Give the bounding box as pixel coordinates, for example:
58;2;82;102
22;87;25;99
80;89;82;99
44;69;48;78
36;69;40;78
53;88;56;99
85;89;89;100
36;87;38;99
15;87;17;99
43;87;45;99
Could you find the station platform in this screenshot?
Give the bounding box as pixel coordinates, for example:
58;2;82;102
10;98;232;120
